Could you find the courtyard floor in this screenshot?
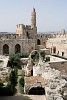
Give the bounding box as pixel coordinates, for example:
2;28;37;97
25;95;46;100
0;95;46;100
0;95;31;100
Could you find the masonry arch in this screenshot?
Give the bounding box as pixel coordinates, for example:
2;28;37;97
15;44;21;54
37;39;41;45
3;44;9;54
28;87;45;95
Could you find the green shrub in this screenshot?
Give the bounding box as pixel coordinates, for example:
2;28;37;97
19;77;24;87
40;51;45;59
8;54;21;68
19;77;24;93
0;81;14;96
9;68;18;86
0;81;4;87
0;67;18;96
0;60;3;63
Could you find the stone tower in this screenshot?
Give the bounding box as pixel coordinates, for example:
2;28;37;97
31;8;36;29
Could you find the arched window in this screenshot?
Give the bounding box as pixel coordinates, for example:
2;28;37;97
26;32;29;38
15;44;21;54
37;39;41;45
3;44;9;54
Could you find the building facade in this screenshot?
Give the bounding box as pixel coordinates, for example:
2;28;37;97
46;29;67;58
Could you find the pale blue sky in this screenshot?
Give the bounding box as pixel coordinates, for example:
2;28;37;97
0;0;67;32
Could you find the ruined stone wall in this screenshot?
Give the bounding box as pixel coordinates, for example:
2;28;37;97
50;61;67;74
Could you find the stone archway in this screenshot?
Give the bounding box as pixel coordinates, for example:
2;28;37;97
15;44;21;54
28;87;45;95
3;44;9;54
37;39;41;45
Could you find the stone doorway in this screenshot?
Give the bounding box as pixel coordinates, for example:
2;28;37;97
37;39;41;45
3;44;9;54
28;87;45;95
53;47;56;54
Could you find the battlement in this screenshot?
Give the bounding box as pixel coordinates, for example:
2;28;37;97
16;24;25;29
25;25;31;30
0;34;23;40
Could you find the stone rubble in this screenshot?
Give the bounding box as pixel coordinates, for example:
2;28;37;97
42;66;67;100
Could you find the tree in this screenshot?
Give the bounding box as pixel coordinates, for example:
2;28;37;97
19;77;24;93
9;68;18;86
8;54;21;68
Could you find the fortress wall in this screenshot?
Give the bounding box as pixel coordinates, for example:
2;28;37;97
0;34;23;39
0;39;36;55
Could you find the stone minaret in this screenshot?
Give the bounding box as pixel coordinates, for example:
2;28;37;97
31;8;36;29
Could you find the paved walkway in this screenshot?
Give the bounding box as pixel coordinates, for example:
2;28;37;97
24;95;46;100
0;95;46;100
0;95;31;100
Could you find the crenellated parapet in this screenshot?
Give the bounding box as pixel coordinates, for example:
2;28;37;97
0;34;23;40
